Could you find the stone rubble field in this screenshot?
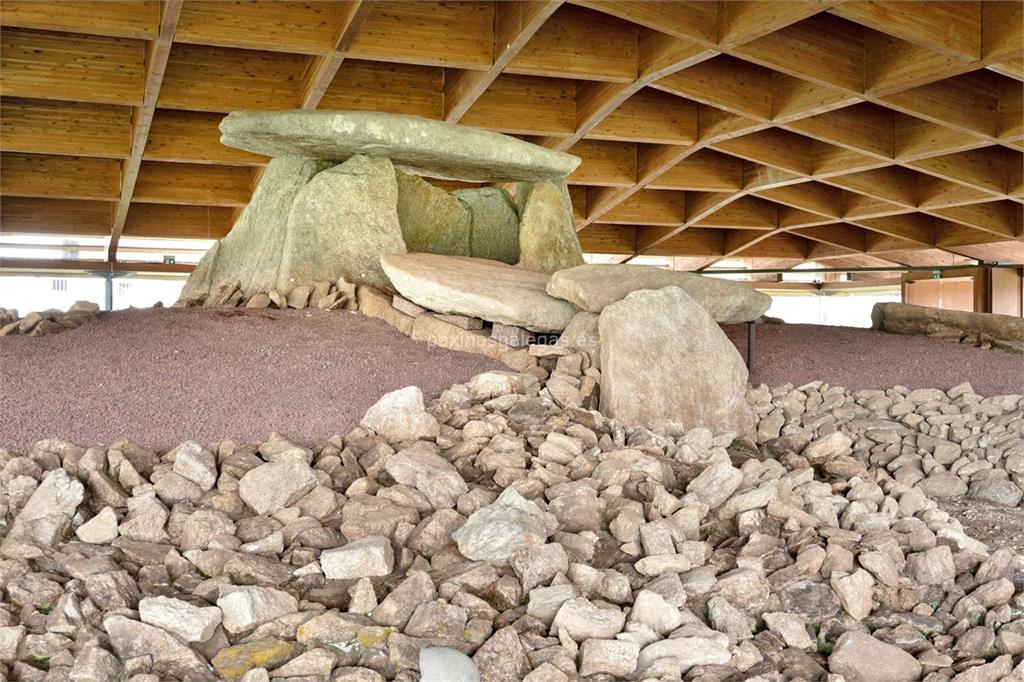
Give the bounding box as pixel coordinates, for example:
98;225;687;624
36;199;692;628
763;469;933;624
2;347;1024;681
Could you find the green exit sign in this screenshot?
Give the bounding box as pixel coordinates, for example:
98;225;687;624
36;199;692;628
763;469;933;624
163;255;176;265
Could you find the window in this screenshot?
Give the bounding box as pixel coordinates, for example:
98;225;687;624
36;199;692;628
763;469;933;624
51;279;68;292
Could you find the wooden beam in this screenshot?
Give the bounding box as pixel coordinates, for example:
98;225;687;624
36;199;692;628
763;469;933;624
445;1;563;122
108;0;183;261
718;0;843;48
301;1;371;110
0;98;132;159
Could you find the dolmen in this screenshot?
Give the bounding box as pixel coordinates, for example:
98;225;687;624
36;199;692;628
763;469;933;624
178;110;586;304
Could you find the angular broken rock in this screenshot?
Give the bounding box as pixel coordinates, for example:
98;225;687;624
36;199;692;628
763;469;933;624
381;253;577;332
599;287;755;436
802;431;853;465
217;586;299;634
360;385;440;443
452;487;558;562
238;460;318;515
320;535;394;580
104;614;216;681
385;443;468;508
139;595;222;643
547;263;771;322
1;468;84;558
75;506;119;544
828;631;922;682
551;597;626;640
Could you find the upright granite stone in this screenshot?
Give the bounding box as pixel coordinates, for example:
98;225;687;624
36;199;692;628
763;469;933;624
381;253;577;332
516;179;584;274
180;155;328;300
548;263;772;323
396;171;471;257
280;155;407;292
220;110;580;182
454;187;520;264
599;286;755;436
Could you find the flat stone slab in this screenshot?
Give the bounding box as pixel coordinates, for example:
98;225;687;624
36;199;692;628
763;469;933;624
221;110;581;182
381;253;577;332
547;264;772;323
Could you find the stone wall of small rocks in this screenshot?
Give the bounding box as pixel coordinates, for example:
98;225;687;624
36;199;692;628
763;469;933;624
0;301;100;338
1;350;1023;680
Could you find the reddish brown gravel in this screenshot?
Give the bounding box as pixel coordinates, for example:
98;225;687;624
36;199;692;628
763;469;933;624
724;322;1023;396
2;311;1021;453
0;307;500;452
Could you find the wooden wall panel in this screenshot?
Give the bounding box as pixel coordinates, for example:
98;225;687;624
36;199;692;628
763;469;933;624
123;203;235;239
508;4;638;82
133;162;255;207
347;1;493;69
649;150;744;191
158;44;306;112
145;110;268;166
0;1;159;40
321;60;443;119
0;28;146;106
462;75;576;136
566;140;637;187
588;88;697;144
0;196;113;236
601;189;685;225
577;224;636;254
0;98;131;158
1;153;121;200
175;1;339;54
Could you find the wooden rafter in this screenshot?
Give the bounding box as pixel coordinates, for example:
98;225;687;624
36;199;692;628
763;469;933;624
106;0;183;261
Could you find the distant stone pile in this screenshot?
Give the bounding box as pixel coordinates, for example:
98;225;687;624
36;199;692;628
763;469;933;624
874;302;1024;353
0;300;100;337
1;356;1022;681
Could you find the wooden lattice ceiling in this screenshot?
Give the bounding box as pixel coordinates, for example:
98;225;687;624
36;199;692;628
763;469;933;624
1;0;1022;272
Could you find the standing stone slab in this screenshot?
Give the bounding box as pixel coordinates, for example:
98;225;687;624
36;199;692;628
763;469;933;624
180;156;328;301
381;253;577;332
454;187;520;264
599;286;755;436
220;110;581;182
516;179;584;274
396;171;471;257
280;155;407;292
548;263;772;322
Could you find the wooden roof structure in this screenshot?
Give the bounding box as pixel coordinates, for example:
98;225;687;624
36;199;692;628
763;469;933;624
1;0;1022;273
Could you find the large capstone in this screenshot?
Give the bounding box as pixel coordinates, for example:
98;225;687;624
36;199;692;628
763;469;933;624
219;110;580;182
381;253;577;332
599;286;755;436
548;263;771;322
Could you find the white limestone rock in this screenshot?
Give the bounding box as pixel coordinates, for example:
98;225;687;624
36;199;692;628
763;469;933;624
320;536;395;580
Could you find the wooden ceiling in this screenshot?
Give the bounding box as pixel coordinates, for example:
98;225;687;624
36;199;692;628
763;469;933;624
1;0;1022;271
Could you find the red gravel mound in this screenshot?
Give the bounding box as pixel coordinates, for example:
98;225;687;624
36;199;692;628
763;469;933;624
725;322;1023;396
3;310;1021;454
0;307;501;452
